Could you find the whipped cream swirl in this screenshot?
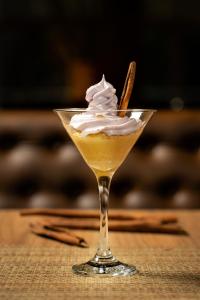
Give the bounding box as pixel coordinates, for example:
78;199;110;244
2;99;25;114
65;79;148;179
70;75;142;136
86;75;118;114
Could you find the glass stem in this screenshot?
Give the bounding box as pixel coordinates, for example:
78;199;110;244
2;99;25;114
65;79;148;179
96;175;112;258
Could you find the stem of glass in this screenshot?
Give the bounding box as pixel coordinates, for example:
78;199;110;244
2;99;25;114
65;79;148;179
96;175;113;259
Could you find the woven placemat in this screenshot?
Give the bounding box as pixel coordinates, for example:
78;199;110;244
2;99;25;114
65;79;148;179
0;246;199;300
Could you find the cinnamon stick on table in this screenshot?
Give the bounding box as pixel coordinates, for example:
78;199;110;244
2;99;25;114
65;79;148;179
30;222;88;247
35;218;187;235
20;208;177;224
27;212;186;247
29;217;186;247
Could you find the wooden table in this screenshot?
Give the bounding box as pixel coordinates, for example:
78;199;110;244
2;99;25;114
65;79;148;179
0;210;200;300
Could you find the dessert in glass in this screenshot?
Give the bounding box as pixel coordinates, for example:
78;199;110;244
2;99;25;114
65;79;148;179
55;63;155;276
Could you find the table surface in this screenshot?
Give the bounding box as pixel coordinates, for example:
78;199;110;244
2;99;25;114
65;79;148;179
0;209;200;300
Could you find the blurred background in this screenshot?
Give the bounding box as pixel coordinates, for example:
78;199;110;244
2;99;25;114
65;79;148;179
1;0;200;110
0;0;199;209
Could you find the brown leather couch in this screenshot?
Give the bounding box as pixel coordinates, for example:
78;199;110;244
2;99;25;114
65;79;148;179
0;110;199;209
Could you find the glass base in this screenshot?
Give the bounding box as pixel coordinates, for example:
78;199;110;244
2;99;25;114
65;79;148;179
72;254;137;277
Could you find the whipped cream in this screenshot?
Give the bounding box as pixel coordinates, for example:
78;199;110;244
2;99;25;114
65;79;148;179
86;75;118;114
70;75;142;136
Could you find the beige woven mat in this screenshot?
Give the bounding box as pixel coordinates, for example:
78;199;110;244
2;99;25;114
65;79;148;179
0;246;199;300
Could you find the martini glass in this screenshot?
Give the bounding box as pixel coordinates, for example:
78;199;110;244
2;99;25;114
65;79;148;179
54;108;155;276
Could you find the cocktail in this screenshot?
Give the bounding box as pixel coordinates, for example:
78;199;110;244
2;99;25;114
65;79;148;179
54;63;155;276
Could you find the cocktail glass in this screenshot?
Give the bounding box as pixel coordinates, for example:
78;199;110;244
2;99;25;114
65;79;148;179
54;108;155;276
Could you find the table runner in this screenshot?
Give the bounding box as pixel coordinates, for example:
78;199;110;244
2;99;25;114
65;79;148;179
0;246;199;300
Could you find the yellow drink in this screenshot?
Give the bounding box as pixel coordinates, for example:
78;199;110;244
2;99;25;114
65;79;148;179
65;125;143;176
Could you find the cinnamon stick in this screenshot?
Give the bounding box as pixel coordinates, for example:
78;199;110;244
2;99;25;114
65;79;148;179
118;61;136;117
36;218;187;235
30;222;88;247
20;209;177;224
28;215;186;248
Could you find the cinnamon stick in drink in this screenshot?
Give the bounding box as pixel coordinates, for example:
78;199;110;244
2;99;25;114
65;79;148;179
118;61;136;117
